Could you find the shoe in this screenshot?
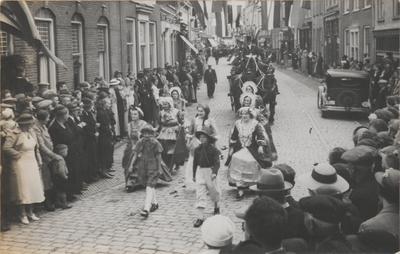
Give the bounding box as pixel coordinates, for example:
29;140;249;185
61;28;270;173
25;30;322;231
54;203;62;209
236;192;244;200
67;195;77;202
81;187;88;191
1;223;11;232
140;210;149;218
150;204;159;212
20;216;29;225
108;169;116;173
126;186;135;193
62;204;73;210
194;219;204;228
26;213;40;221
213;207;220;215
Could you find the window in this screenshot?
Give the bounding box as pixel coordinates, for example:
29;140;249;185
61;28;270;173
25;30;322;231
139;21;147;69
1;32;14;56
98;17;110;81
345;29;350;57
364;27;370;58
353;0;359;10
350;29;359;60
35;13;56;88
126;19;137;74
344;0;350;12
363;0;371;9
377;0;385;19
394;0;400;16
149;22;156;68
72;14;85;89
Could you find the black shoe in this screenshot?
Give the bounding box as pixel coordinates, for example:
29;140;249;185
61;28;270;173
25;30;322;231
1;223;11;232
150;204;159;212
126;186;135;193
213;207;220;215
236;193;244;200
194;219;204;228
62;204;73;210
101;173;113;179
140;210;149;218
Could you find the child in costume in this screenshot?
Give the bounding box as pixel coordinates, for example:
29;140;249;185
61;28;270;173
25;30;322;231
193;126;221;228
129;125;163;218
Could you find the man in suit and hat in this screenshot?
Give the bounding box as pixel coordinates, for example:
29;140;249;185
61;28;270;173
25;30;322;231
341;145;380;221
136;72;152;123
203;64;218;99
237;169;309;242
341;55;350;69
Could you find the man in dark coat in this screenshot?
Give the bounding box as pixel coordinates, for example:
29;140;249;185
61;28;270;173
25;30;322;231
203;64;218;99
165;65;175;84
136;72;152;123
96;98;115;179
80;98;100;182
341;145;380;221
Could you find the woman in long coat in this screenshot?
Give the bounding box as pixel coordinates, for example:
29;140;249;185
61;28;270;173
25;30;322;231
49;105;82;199
33;110;63;211
3;113;44;224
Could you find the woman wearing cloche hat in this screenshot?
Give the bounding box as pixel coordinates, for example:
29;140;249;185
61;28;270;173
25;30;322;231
3;113;45;225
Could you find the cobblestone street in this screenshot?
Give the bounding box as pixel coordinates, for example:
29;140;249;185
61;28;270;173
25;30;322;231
1;57;364;254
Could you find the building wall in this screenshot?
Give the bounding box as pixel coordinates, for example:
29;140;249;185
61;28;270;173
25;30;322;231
339;0;373;62
4;1;185;91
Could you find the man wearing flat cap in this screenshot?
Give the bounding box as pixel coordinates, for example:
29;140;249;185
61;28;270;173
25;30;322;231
341;145;380;221
299;195;351;252
37;82;49;97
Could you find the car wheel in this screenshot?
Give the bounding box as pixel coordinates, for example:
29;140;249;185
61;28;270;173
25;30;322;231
336;90;358;107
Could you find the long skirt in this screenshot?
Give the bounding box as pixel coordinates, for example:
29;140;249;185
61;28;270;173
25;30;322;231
227;148;261;188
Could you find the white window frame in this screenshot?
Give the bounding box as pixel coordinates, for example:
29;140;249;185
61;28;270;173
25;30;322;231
71;21;85;85
363;26;370;57
149;22;157;68
344;0;350;13
353;0;360;11
377;0;385;19
35;17;56;89
97;23;110;81
138;20;150;70
349;28;359;61
1;32;14;56
126;18;137;75
344;29;350;57
363;0;371;9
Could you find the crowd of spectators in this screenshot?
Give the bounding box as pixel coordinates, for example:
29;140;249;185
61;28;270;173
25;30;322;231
198;108;399;253
0;51;207;232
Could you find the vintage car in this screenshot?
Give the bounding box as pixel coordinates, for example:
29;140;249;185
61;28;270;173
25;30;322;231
318;69;371;117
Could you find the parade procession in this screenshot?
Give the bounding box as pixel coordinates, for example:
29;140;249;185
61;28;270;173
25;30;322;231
0;0;399;253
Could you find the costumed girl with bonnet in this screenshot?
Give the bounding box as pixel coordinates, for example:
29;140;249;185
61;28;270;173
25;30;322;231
157;96;188;171
122;106;153;192
225;107;273;200
169;87;186;113
185;104;219;183
241;81;266;112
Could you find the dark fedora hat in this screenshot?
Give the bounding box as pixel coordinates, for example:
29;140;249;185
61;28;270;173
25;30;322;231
195;126;217;143
249;168;293;192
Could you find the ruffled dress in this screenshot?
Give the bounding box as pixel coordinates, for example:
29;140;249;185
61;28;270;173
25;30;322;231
226;119;273;187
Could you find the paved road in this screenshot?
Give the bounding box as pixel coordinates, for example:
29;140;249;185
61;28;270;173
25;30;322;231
1;57;363;254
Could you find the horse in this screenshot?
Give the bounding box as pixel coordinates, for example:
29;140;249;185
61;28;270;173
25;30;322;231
255;72;278;124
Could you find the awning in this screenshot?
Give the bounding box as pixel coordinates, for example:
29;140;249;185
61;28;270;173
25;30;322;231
0;0;67;69
208;38;218;47
179;35;198;54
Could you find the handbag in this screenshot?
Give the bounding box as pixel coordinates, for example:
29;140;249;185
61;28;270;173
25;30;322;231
158;160;173;182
